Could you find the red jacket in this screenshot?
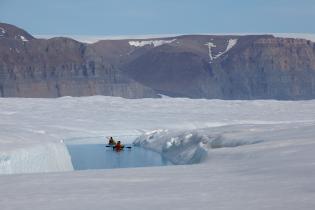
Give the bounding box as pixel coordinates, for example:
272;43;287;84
115;143;123;151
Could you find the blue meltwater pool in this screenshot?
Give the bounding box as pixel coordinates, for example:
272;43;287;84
67;144;173;170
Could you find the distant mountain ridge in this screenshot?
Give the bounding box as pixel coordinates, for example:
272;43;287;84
1;22;315;99
36;33;315;44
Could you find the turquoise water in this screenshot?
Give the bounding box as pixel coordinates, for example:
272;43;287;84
67;144;172;170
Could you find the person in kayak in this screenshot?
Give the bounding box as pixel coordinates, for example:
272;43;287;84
108;137;116;145
114;141;124;151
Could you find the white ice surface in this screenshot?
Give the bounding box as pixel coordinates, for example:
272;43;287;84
0;142;73;174
0;96;315;209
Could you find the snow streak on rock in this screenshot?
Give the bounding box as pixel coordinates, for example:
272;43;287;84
205;39;238;62
226;39;238;51
20;35;29;42
0;27;5;37
205;42;216;62
214;39;238;59
129;39;176;47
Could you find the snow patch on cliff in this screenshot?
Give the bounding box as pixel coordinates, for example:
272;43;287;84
20;35;28;42
206;39;238;62
0;27;5;37
226;39;238;50
205;42;216;61
129;39;176;47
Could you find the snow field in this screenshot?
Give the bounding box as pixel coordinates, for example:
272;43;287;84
0;96;315;209
0;96;315;175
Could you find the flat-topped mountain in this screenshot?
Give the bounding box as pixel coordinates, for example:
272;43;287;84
1;23;315;99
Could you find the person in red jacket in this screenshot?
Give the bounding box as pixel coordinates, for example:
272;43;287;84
114;141;124;151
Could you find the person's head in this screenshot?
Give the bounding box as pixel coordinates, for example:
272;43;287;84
110;137;113;140
117;141;121;144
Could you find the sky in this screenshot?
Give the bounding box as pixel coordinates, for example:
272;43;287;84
0;0;314;35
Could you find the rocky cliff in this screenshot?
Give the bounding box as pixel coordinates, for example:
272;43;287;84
1;23;315;99
0;23;156;98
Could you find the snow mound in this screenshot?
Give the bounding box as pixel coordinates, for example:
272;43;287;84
0;142;73;174
129;39;176;47
133;127;262;165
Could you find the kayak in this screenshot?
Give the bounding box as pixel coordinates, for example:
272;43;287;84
105;145;132;149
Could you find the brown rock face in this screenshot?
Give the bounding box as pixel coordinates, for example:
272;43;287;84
219;37;315;99
0;23;157;98
1;23;315;100
123;35;315;99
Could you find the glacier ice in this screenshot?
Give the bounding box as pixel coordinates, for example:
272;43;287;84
0;142;73;174
133;127;264;165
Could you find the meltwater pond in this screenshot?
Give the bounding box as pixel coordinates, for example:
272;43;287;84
67;144;172;170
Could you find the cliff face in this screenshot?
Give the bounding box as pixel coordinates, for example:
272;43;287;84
1;23;315;99
216;37;315;99
123;35;315;99
0;23;156;98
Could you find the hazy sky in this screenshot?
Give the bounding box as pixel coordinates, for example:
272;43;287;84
0;0;314;35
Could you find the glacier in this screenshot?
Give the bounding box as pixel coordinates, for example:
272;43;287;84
133;126;262;164
1;96;315;174
0;96;315;209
